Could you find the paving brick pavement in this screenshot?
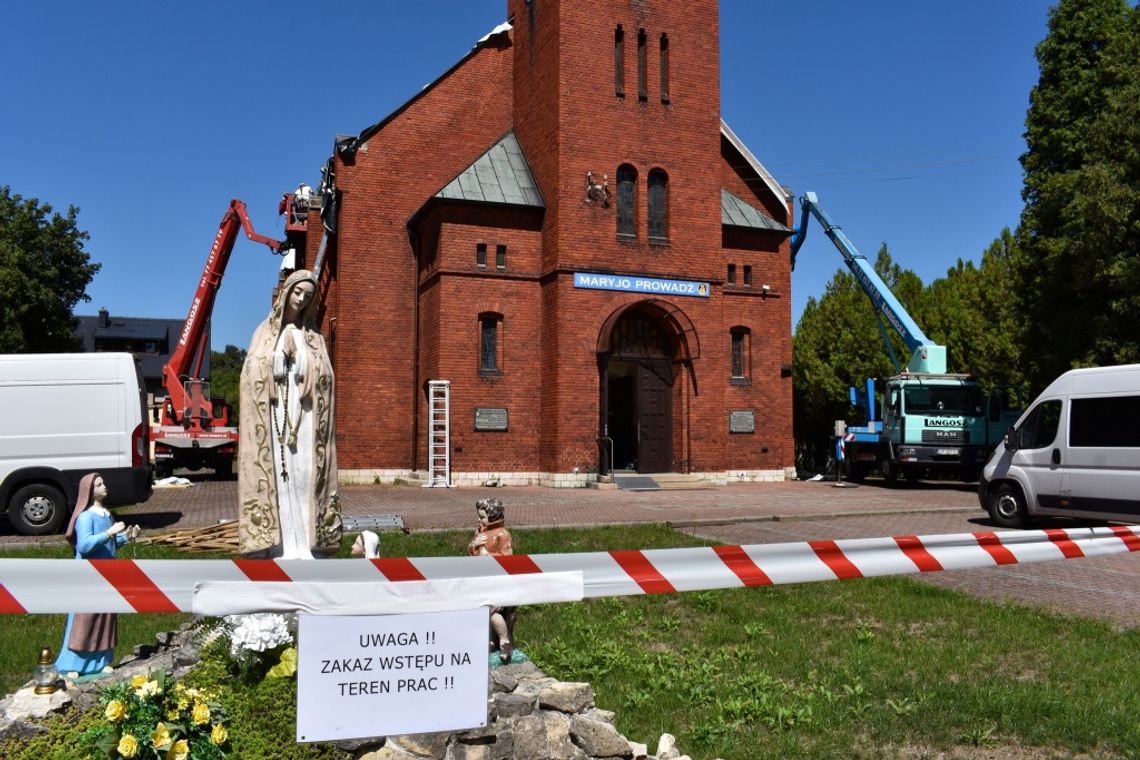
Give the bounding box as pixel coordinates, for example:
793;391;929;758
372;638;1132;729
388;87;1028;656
3;478;1134;629
117;477;983;533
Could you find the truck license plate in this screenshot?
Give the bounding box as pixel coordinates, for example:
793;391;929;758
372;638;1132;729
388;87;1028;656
936;448;960;456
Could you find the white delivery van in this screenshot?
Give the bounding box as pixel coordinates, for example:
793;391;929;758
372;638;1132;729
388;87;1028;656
979;363;1140;528
0;353;152;535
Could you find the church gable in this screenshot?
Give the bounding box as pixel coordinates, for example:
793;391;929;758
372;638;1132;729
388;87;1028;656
720;120;791;226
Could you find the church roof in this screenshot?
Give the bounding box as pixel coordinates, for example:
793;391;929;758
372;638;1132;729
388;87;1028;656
434;130;544;208
721;189;790;232
338;23;513;160
720;119;790;209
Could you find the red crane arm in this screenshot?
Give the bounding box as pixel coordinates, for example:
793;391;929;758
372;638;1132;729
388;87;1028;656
162;200;284;422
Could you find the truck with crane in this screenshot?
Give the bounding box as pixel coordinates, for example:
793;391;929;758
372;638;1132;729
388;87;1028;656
150;200;289;477
791;192;1023;483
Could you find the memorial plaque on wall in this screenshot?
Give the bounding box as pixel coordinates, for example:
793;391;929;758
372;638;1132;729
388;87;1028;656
475;407;509;431
728;410;755;434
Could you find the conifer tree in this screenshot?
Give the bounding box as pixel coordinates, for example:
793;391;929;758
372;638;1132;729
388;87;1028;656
1014;0;1139;384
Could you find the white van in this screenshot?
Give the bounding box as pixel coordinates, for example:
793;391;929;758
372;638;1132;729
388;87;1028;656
979;364;1140;528
0;353;152;535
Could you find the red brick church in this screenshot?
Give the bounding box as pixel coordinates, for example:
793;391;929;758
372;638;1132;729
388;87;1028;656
288;0;795;486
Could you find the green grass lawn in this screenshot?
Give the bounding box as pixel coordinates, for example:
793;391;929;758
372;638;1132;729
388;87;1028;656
391;526;1140;759
2;525;1137;759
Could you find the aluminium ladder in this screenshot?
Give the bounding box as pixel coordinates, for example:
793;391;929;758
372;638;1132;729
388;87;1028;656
424;380;452;487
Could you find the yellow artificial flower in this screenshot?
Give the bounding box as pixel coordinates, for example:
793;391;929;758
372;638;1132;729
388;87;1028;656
130;674;148;689
166;738;190;760
166;707;181;721
211;723;229;745
175;692;190;710
151;721;172;750
117;733;139;758
135;680;160;700
104;699;127;723
191;700;210;725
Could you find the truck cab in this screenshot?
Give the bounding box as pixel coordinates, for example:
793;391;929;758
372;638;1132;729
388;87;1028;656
880;373;990;481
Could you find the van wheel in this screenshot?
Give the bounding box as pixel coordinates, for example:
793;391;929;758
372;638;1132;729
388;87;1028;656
988;483;1028;529
8;483;68;535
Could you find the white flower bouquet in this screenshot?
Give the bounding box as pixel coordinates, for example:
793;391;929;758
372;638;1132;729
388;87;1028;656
216;613;297;683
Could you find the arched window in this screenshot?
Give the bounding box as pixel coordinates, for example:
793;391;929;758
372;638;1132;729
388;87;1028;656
614;25;625;96
613;310;671;359
478;312;504;374
730;326;750;381
637;28;648;101
616;164;637;239
647;169;668;241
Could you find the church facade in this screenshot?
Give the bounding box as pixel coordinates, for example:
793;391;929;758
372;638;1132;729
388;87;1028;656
296;0;795;486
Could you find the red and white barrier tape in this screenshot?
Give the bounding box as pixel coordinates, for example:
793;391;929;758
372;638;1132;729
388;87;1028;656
1;525;1136;615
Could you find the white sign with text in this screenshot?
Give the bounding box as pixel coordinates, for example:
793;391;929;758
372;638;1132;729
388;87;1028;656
296;608;489;742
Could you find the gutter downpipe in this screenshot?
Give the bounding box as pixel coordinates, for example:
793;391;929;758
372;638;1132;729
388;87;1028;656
409;228;421;473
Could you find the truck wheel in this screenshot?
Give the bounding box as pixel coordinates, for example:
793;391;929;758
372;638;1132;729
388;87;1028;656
879;459;899;485
988;483;1028;529
844;459;866;482
8;483;68;535
213;460;233;480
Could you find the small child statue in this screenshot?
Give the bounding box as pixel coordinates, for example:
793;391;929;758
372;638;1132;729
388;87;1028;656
467;498;516;664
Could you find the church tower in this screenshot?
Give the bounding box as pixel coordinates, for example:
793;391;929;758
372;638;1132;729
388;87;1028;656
509;0;730;474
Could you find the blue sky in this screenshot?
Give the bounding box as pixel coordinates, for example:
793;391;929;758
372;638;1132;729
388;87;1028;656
2;1;1049;351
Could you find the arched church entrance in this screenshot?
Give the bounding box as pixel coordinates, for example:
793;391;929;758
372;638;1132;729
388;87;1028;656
598;302;698;474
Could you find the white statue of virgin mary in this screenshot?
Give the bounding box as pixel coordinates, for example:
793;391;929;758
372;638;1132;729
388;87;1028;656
238;270;341;558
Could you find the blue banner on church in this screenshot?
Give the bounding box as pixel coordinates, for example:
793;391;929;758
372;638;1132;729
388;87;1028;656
573;272;710;298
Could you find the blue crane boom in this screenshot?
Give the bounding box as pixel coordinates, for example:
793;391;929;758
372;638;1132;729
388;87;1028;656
790;192;946;374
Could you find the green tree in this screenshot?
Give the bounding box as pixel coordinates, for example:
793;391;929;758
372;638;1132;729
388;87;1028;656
0;186;100;352
1068;5;1140;367
924;228;1026;390
210;344;246;418
1013;0;1139;385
